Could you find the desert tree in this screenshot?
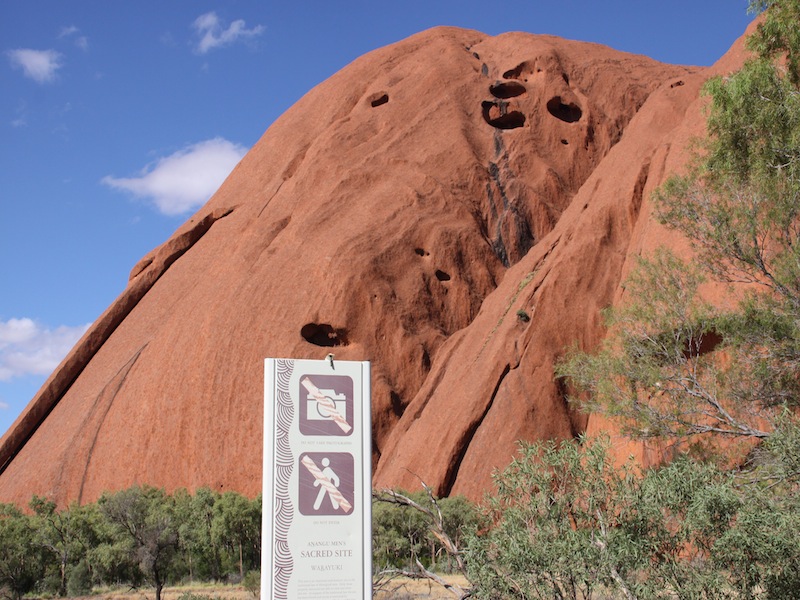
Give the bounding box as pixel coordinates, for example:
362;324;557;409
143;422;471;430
373;485;475;600
28;496;99;596
98;485;179;600
173;486;225;581
211;490;261;579
0;503;46;600
463;435;751;600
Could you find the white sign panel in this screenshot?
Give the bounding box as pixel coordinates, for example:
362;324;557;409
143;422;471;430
262;358;371;600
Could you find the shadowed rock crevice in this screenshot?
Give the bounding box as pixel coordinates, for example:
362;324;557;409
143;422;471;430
556;375;587;439
482;100;526;129
629;157;652;224
300;323;349;347
489;81;527;99
369;92;389;107
434;269;451;282
502;62;533;82
685;330;723;358
390;391;404;417
547;96;582;123
440;363;510;497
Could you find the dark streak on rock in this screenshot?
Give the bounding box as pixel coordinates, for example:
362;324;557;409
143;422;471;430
440;363;510;496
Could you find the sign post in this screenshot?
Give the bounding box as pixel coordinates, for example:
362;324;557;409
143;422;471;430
262;358;371;600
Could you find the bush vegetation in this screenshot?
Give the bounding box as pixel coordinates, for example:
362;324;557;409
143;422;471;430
0;486;478;599
0;486;262;600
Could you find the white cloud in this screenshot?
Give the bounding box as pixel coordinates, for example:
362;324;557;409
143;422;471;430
58;25;79;38
192;11;264;54
101;138;247;215
7;49;63;83
0;399;9;411
0;318;90;382
59;25;89;51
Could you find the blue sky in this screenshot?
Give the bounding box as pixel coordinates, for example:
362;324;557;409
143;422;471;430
0;1;755;437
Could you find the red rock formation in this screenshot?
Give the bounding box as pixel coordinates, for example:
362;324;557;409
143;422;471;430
0;25;753;506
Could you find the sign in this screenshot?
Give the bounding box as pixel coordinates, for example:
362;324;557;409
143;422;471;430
262;358;371;600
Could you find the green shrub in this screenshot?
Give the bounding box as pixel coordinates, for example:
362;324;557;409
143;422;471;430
66;559;93;596
242;569;260;599
174;593;225;600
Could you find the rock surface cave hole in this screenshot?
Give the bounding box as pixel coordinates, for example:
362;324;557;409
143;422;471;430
490;81;527;99
482;101;526;130
546;96;582;123
300;323;349;347
369;92;389;107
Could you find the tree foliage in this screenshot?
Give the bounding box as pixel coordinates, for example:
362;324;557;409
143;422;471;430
210;491;261;580
29;496;100;597
174;487;223;582
373;488;477;575
464;433;800;599
372;487;477;600
0;486;264;598
558;0;800;454
98;486;180;600
0;503;46;600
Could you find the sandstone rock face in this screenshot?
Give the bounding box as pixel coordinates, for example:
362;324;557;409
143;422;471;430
0;26;751;506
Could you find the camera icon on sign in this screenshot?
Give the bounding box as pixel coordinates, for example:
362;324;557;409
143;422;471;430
306;389;347;421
